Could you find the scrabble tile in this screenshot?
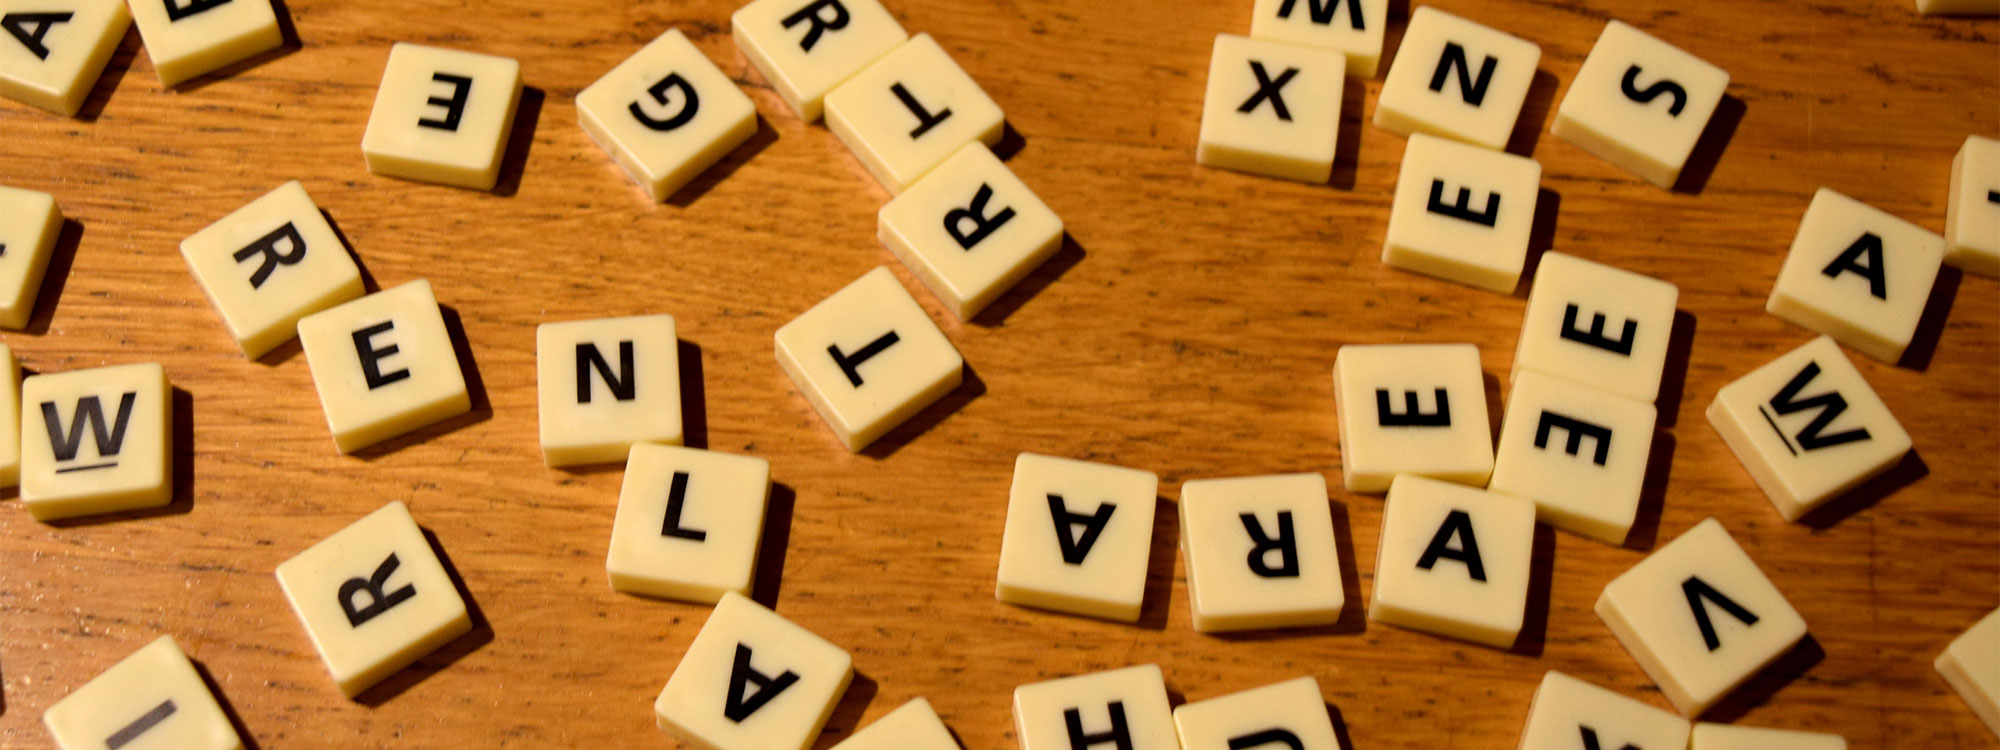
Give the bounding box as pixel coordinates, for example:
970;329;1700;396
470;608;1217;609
536;314;682;467
43;636;240;750
995;453;1159;623
1488;371;1657;546
0;0;130;116
1512;251;1680;403
1551;21;1728;189
1517;671;1689;750
297;279;470;454
1173;676;1341;750
180;181;365;359
774;266;963;452
731;0;906;122
126;0;280;87
0;344;16;488
1180;472;1344;633
1705;336;1912;522
1196;33;1346;184
1331;343;1493;493
1945;135;2000;277
878;142;1062;320
829;698;960;750
1690;724;1847;750
0;183;60;329
824;33;1004;194
361;43;523;191
1248;0;1390;77
1368;474;1536;648
1916;0;2000;15
655;591;853;750
20;362;171;522
607;443;770;604
1595;518;1809;716
1382;133;1542;293
1936;606;2000;737
1372;6;1540;150
577;29;758;202
274;501;472;698
1767;188;1945;363
1013;665;1177;750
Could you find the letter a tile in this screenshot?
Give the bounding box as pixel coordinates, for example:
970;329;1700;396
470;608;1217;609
275;501;472;698
655;592;853;750
995;453;1158;623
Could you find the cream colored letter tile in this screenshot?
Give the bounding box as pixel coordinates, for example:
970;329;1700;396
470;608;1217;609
1249;0;1389;77
1767;188;1944;363
1552;21;1727;188
1513;251;1679;402
0;0;129;115
1383;133;1541;293
829;698;960;750
824;33;1004;194
1332;343;1493;492
274;501;472;698
297;279;470;454
1936;606;2000;738
1180;472;1343;633
361;43;523;191
536;314;681;467
655;592;853;750
43;636;240;750
127;0;279;87
1516;671;1688;750
774;266;963;452
1946;135;2000;277
20;362;170;521
0;344;17;488
1368;474;1535;648
1594;518;1809;716
0;184;60;329
180;181;364;358
578;29;758;202
878;142;1062;320
1013;665;1178;750
1197;33;1345;184
731;0;905;122
607;443;769;604
1705;336;1911;522
1372;5;1540;150
1174;676;1340;750
1488;371;1657;546
995;453;1158;623
1691;724;1846;750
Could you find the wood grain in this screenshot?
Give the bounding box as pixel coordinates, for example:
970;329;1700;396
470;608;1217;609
0;0;1995;747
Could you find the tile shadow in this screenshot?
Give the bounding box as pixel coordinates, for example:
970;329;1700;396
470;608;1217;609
810;671;878;750
1700;634;1825;722
1797;451;1928;529
22;218;84;335
1505;69;1559;158
972;233;1086;327
170;0;301;93
678;339;708;450
1898;265;1960;372
1330;81;1366;191
859;366;984;459
990;122;1026;162
192;659;263;750
1624;430;1675;552
667;116;779;208
354;527;495;706
1135;495;1180;631
749;483;797;609
492;86;546;197
1513;188;1562;297
1673;94;1746;195
1510;523;1556;657
1655;309;1696;427
74;27;139;122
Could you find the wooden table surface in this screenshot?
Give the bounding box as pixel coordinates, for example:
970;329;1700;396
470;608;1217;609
0;0;1995;746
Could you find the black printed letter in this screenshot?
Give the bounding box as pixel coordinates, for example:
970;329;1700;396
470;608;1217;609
1231;729;1306;750
1;12;72;59
163;0;231;22
233;221;308;290
106;700;177;750
781;0;849;52
1682;576;1758;651
827;331;899;387
1276;0;1363;29
1763;361;1870;452
1620;65;1688;116
42;392;137;464
1580;726;1641;750
1064;702;1134;750
1821;233;1888;299
724;643;800;722
1560;304;1638;355
576;340;636;403
1535;411;1613;466
1427;179;1500;227
353;321;411;389
1429;42;1497;105
1242;511;1300;578
630;73;700;131
1049;494;1116;565
340;553;418;627
661;471;708;541
418;73;473;131
1239;61;1299;121
891;82;951;138
1376;388;1451;427
944;184;1017;250
1415;510;1485;582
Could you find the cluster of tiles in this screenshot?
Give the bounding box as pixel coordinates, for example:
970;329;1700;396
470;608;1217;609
0;0;1998;747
